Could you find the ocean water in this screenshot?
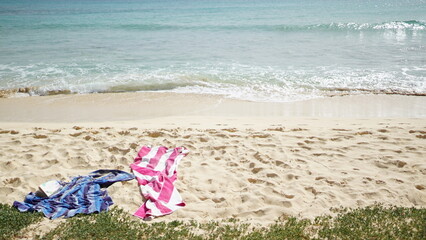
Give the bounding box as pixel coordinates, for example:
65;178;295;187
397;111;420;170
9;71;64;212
0;0;425;102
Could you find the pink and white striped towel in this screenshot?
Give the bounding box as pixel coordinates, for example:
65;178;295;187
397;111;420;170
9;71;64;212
130;146;189;219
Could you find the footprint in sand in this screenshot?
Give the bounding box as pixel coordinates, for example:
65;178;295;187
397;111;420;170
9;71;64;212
39;158;61;169
0;161;16;171
286;174;298;180
265;127;285;132
356;131;372;135
67;156;89;167
284;194;295;199
118;130;130;136
213;146;226;151
291;128;307;132
253;152;271;164
182;161;192;167
375;180;386;185
214;133;228;138
57;148;69;157
296;159;307;164
305;186;319;195
33;134;48;139
227;162;238;167
282;201;292;208
247;178;275;186
146;131;163;138
222;128;237;133
251;133;271;138
273;190;295;200
274;160;290;168
24;153;33;160
0;187;14;195
258;143;276;147
409;130;426;134
212;197;226;203
332;128;351;132
240;194;251;203
393;160;407;168
3;177;22;187
362;191;380;199
251;167;263;174
266;173;278;178
107;146;130;155
374;161;389;169
0;130;19;134
83;135;94;141
8;140;21;145
69;132;83;137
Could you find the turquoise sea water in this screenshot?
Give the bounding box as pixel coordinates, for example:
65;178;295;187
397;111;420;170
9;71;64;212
0;0;425;101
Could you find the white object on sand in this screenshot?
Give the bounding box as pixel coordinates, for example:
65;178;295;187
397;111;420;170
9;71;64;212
38;180;62;198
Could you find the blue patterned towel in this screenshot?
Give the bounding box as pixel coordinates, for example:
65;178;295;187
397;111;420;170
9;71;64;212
13;169;134;219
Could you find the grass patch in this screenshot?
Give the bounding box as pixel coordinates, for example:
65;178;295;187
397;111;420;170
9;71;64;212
315;205;426;240
41;208;197;240
3;204;425;240
0;203;43;240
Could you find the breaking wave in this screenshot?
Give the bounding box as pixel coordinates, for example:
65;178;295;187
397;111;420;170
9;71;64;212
1;63;425;102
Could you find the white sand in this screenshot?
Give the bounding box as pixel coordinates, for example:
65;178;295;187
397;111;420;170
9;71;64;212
0;93;425;229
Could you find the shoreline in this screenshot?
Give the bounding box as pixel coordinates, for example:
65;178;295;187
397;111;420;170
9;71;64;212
0;92;425;123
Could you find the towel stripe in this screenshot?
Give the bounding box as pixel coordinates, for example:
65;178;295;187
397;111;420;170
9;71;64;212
130;146;188;219
13;170;134;219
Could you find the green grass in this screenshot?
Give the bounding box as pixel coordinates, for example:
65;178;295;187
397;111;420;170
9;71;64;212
42;204;426;240
0;203;43;240
315;205;426;240
1;203;425;240
41;208;198;240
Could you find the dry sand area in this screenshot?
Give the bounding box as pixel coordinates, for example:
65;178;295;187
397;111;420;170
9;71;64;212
0;93;425;228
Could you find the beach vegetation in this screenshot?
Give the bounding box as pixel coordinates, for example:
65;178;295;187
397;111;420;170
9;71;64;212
0;203;43;240
314;204;426;240
2;204;425;240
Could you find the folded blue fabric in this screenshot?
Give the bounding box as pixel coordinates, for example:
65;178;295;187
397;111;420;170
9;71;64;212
13;169;134;219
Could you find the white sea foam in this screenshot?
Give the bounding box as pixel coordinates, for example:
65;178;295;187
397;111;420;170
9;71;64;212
1;1;425;102
2;63;424;102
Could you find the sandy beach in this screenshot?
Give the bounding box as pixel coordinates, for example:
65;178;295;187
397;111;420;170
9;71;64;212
2;1;426;238
0;93;425;233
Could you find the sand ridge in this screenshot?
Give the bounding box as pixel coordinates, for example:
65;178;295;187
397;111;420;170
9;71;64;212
0;118;425;226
